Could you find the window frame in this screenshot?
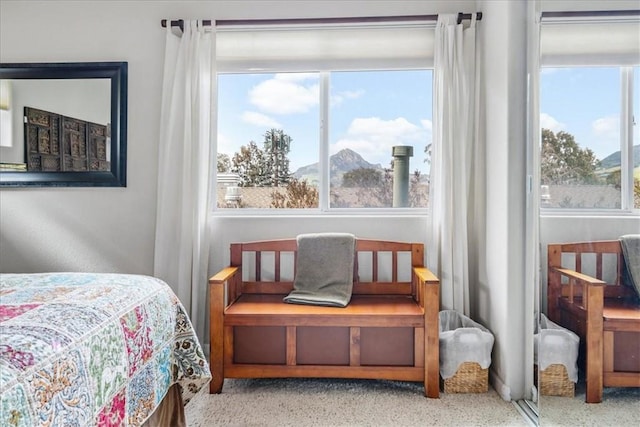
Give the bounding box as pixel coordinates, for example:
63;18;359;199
213;68;432;216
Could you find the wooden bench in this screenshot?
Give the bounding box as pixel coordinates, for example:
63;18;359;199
208;238;440;398
547;240;640;403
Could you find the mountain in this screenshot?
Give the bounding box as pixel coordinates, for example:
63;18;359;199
293;148;383;185
599;144;640;170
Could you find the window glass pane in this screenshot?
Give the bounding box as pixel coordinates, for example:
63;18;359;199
540;67;621;209
217;72;320;209
328;70;432;208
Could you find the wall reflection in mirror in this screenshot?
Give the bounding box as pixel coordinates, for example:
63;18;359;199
0;62;127;187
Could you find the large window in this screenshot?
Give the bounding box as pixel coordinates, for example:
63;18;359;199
216;69;432;210
540;66;638;210
213;21;435;212
539;13;640;212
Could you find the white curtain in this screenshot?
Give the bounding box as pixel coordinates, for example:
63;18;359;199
428;14;479;314
155;21;215;341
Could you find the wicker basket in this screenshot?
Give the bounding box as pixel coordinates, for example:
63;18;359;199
536;363;574;397
442;361;488;393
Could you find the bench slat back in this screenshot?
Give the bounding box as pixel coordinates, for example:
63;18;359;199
548;240;631;298
230;238;424;297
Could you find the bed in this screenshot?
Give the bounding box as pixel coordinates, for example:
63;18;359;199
0;273;211;426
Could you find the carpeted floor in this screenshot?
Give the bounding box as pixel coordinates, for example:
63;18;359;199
538;378;640;426
184;378;529;426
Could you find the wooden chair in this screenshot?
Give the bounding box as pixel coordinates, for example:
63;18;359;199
547;240;640;403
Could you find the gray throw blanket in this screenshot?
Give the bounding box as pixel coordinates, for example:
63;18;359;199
620;234;640;298
283;232;356;307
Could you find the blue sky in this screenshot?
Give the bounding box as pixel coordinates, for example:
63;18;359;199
540;66;639;162
217;70;432;173
218;66;639;173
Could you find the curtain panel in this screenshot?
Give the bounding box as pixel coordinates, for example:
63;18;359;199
155;21;215;342
428;13;479;314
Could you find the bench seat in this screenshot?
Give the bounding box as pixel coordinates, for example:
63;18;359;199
225;294;425;327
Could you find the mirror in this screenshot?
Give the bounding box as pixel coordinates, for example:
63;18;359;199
0;62;127;187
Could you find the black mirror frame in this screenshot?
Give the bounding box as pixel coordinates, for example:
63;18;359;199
0;62;127;187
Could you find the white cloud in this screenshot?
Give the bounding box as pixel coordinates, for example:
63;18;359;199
420;119;433;132
331;89;365;107
242;111;282;128
592;115;619;138
249;74;319;115
332;117;428;165
216;133;233;154
540;113;565;133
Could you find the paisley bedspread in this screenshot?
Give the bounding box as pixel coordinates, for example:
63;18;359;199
0;273;211;426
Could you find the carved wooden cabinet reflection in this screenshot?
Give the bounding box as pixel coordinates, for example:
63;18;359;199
25;107;110;172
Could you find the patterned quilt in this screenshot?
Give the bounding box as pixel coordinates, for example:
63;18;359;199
0;273;211;426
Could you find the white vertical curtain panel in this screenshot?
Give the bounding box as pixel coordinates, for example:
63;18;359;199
155;21;215;342
428;13;478;314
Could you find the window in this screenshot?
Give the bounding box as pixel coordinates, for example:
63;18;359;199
214;21;435;211
539;14;640;211
216;70;431;210
540;66;638;210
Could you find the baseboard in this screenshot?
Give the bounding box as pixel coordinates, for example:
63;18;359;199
490;368;511;401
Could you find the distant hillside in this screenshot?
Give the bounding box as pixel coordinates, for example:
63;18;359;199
293;148;382;185
599;144;640;169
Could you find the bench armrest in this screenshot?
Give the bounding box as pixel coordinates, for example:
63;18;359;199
414;267;439;285
412;266;440;398
209;266;239;286
209;266;240;306
209;265;239;393
553;267;606;287
551;267;605;307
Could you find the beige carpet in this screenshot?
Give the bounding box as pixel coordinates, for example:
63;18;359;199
539;379;640;426
184;378;529;426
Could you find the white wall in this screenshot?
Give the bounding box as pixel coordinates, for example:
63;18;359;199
0;0;469;275
476;0;530;401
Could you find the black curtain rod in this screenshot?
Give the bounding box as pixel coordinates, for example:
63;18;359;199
161;12;482;32
541;9;640;19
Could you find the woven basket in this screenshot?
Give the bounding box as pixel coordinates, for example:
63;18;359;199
442;361;488;393
537;363;574;397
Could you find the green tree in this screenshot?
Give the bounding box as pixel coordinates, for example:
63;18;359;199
231;141;269;187
541;128;600;185
217;153;231;173
230;129;293;187
342;167;382;188
271;178;318;208
264;129;292;187
607;168;640;208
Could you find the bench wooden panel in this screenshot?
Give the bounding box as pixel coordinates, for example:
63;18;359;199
548;240;640;403
209;238;440;398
